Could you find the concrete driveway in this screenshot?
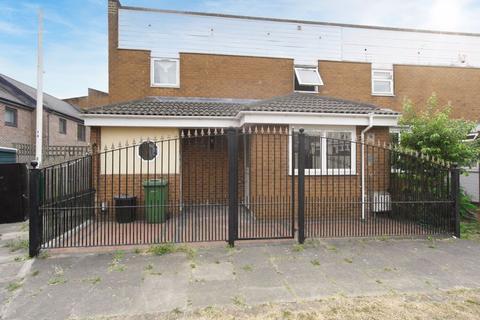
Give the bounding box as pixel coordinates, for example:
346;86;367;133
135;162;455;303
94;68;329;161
2;236;480;319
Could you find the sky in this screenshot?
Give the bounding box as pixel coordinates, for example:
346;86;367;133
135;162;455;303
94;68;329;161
0;0;479;99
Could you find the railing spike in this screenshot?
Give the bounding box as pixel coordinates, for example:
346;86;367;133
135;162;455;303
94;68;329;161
273;126;276;134
254;126;258;134
132;138;136;145
104;144;108;151
260;126;264;134
248;126;252;134
200;129;205;136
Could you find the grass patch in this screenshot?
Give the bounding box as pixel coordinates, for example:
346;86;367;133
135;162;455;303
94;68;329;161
461;220;480;241
4;239;28;252
148;244;196;259
31;270;40;277
6;281;22;292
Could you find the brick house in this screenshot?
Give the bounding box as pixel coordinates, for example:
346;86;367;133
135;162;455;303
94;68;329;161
0;73;90;163
66;0;474;242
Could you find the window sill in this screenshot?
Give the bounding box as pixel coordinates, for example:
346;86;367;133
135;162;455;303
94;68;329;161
371;93;395;97
5;123;17;127
151;83;180;89
294;90;318;94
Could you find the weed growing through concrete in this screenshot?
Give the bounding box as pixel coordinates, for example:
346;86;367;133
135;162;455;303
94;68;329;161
242;264;253;272
171;307;182;315
148;244;196;260
292;244;304;252
48;266;66;285
376;279;383;284
232;295;246;307
133;248;142;254
83;277;101;285
6;281;22;292
344;258;353;264
326;245;337;252
31;270;39;277
310;259;321;266
14;255;29;262
108;251;126;272
38;251;50;259
4;239;28;252
144;263;153;271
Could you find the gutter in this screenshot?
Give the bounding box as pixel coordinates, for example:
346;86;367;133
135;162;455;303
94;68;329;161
360;113;374;220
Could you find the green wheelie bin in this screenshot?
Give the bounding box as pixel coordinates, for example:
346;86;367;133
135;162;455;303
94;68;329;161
143;179;168;223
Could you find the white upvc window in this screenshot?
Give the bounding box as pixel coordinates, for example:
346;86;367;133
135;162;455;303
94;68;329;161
151;58;180;88
294;66;323;93
289;126;357;175
371;69;394;96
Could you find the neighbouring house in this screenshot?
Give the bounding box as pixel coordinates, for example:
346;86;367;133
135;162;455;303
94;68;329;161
0;73;90;164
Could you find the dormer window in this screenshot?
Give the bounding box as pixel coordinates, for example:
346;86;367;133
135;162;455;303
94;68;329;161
294;66;323;93
151;58;180;88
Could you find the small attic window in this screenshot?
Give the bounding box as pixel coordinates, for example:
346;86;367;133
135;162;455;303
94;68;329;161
294;66;323;93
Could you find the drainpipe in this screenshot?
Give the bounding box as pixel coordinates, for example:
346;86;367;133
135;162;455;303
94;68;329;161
361;113;374;220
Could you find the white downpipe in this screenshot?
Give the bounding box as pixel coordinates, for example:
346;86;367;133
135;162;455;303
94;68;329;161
361;113;374;220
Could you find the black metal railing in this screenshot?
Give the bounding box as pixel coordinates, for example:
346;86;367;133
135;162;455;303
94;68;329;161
28;126;460;255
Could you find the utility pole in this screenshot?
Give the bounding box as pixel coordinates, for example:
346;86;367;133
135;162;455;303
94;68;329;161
35;9;44;166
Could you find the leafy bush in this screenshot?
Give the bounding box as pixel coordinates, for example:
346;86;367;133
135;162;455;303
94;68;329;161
399;94;479;167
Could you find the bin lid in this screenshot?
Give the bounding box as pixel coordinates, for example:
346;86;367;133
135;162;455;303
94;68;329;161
143;179;168;187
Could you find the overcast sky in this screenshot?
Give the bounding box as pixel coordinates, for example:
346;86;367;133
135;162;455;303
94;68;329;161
1;0;479;99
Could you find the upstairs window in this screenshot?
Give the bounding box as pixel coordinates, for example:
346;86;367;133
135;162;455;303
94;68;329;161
294;66;323;93
77;124;86;142
59;118;67;134
372;69;394;96
151;58;180;88
4;107;17;127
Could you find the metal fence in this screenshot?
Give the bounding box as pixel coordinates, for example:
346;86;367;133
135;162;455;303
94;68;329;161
28;127;460;255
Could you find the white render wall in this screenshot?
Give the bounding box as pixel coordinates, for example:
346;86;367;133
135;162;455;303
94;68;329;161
118;8;480;67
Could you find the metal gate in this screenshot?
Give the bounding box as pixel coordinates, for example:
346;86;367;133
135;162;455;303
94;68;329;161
28;127;460;256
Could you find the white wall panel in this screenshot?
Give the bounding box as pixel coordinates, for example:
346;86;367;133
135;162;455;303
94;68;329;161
118;8;480;68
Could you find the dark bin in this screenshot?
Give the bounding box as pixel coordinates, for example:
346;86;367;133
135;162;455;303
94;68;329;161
114;195;136;223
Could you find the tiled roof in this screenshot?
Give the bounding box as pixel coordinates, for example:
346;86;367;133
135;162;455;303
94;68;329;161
246;93;399;115
0;73;83;120
85;93;399;117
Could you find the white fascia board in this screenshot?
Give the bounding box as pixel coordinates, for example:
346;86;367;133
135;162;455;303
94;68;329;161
240;111;398;127
83;114;238;128
83;112;399;128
